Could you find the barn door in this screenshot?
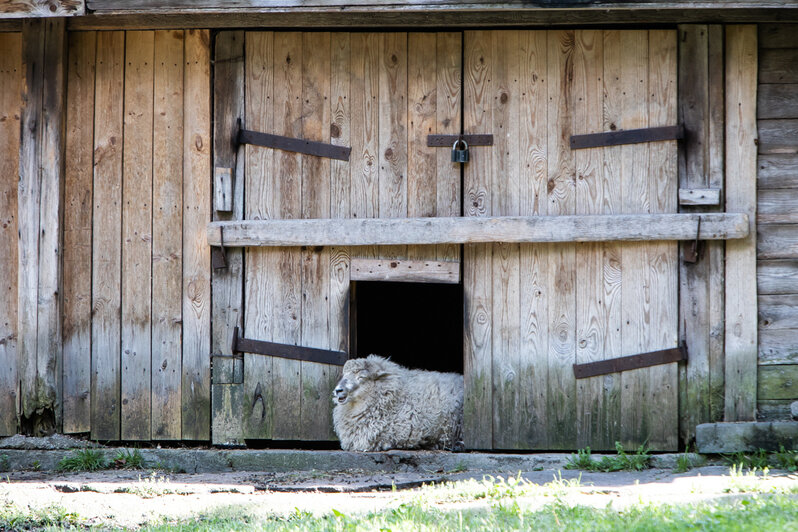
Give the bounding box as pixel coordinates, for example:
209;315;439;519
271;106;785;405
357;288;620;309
218;32;461;442
463;30;679;451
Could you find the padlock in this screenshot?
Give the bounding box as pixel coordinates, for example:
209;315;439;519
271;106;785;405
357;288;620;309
451;139;469;163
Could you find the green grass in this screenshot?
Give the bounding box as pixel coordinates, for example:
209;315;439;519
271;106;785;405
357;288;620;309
57;448;107;472
723;449;770;470
132;495;798;532
113;448;144;469
774;445;798;472
0;501;83;530
565;442;651;472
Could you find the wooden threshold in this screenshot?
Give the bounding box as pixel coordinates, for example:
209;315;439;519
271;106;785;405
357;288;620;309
207;213;749;247
350;258;460;284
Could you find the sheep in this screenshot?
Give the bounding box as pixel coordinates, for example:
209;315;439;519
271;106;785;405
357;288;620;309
332;355;464;452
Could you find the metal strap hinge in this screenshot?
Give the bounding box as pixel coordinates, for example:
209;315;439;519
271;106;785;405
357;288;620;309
231;327;348;366
573;343;688;379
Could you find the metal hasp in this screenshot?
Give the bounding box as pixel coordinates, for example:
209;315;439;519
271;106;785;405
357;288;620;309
237;127;352;161
573;343;688;379
231;327;348;366
427;134;494;147
570;125;684;150
683;216;702;264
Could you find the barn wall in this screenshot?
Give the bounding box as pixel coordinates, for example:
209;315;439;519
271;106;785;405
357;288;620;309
61;29;211;441
0;32;21;437
756;24;798;420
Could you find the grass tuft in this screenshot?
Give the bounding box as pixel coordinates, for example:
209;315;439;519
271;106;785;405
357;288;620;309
722;449;770;470
774;445;798;472
57;448;107;472
113;448;144;469
565;441;650;472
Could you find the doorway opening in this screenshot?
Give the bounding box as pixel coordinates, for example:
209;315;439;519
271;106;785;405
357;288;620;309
350;281;463;374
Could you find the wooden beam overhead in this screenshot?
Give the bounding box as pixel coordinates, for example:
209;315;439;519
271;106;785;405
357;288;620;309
0;1;83;18
207;213;749;248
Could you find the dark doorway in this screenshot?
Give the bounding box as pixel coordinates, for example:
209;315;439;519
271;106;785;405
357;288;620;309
351;281;463;374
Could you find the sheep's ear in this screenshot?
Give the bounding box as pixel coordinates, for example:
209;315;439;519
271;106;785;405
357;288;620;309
364;357;391;380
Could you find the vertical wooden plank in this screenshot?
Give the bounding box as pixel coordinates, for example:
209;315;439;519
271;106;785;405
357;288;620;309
546;29;577;449
211;30;245;445
518;30;549;449
463;30;493;449
647;29;679;451
436;32;462;262
350;33;379;262
17;21;44;426
121;30;154;441
182;29;212;440
407;32;437;262
677;24;713;447
271;31;303;440
329;32;351;362
0;32;21;436
725;25;758;422
243;31;274;440
378;32;408;260
151;29;184;440
63;31;95;434
618;30;652;449
491;30;521;450
574;29;615;450
91;30;124;441
300;31;335;441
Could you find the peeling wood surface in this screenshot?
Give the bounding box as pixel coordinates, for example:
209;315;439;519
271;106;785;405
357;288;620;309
0;32;21;436
0;0;83;18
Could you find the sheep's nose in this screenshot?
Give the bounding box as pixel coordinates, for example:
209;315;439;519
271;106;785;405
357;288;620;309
333;386;343;397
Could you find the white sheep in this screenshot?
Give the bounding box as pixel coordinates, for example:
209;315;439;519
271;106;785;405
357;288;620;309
332;355;464;452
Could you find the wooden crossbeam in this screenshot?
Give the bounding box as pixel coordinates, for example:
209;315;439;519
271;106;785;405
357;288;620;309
207;213;749;247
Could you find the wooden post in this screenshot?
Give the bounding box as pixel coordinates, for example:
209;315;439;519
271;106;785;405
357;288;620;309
724;25;758;422
18;18;67;434
211;30;245;446
677;24;728;445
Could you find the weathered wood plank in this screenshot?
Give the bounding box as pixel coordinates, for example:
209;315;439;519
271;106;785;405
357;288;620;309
242;31;274;440
0;0;83;17
211;30;245;392
210;31;245;446
121;30;154;441
757;399;793;421
725;25;758;422
758;365;798;401
181;29;212;441
490;30;521;450
758;260;798;295
213;167;233;213
208;213;749;247
758;154;798;189
91;30;124;441
758;84;798;120
151;29;184;441
435;32;461;262
0;32;21;436
546;29;577;450
758;119;798;154
350;258;459;283
270;32;303;440
760;294;798;330
463;30;493;450
758;224;798;259
759;48;798;84
758;329;798;365
758;189;798;223
678;188;721;206
299;31;335;441
62;30;95;434
518;29;549;450
760;24;798;49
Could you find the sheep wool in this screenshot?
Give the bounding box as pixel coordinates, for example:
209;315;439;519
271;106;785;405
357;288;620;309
332;355;464;452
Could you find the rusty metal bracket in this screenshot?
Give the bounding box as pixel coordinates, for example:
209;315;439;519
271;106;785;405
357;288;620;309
427;134;494;147
232;327;348;366
683;216;702;264
237;124;351;161
573;343;688;379
211;226;228;270
570;125;684;150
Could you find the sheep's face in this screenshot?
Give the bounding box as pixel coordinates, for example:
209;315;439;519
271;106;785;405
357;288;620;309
333;356;389;405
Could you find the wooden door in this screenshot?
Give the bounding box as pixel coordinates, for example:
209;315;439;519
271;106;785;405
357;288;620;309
238;32;461;441
463;30;679;451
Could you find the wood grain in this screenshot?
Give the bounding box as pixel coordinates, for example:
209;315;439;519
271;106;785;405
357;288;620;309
181;29;212;440
62;30;95;434
151;29;183;440
758;154;798;189
725;25;758;422
0;32;21;436
758;365;798;401
758;260;798;295
758;84;798;119
758;329;798;365
350;258;459;283
759;294;798;330
91;30;124;440
759;48;798;83
121;30;154;441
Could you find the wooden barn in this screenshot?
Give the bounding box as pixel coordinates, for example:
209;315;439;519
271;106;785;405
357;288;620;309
0;1;795;451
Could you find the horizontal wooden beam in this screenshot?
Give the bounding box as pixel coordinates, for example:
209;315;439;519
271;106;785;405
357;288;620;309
678;188;722;206
350;258;460;284
207;213;749;247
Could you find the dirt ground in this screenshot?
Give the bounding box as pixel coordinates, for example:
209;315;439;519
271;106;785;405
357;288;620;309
2;465;798;529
